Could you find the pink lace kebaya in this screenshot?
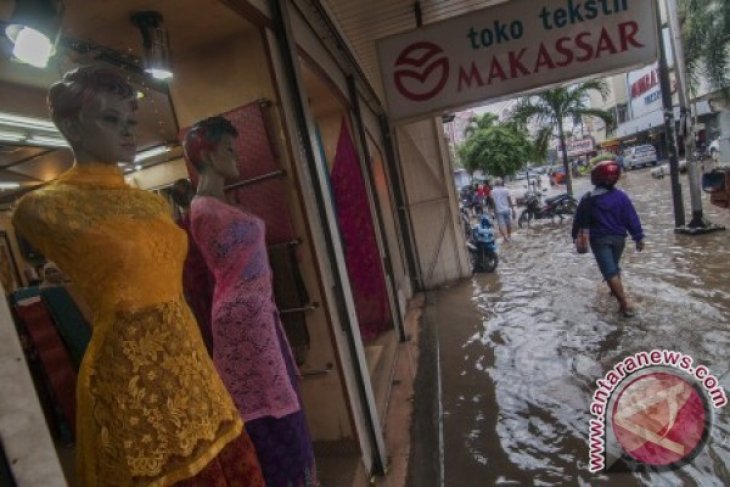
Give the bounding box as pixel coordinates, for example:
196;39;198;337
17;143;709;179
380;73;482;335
190;195;300;422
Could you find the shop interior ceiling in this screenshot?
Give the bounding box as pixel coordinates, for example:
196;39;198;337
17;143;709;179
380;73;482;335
0;0;253;206
320;0;506;101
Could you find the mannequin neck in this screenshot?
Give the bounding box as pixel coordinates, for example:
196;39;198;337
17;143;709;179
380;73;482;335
196;170;227;200
72;151;119;166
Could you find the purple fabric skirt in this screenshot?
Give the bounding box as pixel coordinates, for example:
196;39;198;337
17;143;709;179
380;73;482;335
244;318;317;487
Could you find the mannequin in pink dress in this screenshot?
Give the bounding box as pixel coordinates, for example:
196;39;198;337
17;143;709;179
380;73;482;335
184;116;317;487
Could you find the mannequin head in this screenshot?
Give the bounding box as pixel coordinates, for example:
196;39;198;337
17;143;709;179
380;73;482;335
183;116;239;179
170;178;195;211
40;262;65;288
48;66;139;164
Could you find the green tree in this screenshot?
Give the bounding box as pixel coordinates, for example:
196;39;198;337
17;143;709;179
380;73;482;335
464;112;498;138
458;123;531;178
510;81;614;196
680;0;730;97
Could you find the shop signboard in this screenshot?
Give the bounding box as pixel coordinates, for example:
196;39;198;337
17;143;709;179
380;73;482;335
377;0;658;122
564;138;596;157
628;62;663;119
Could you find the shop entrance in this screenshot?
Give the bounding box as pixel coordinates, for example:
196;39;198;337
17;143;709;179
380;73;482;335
297;56;402;423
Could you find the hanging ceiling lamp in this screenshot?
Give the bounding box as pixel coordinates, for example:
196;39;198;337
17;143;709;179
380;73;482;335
131;11;173;81
5;0;63;68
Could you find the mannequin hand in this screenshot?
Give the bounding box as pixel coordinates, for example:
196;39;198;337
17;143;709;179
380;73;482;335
636;240;645;252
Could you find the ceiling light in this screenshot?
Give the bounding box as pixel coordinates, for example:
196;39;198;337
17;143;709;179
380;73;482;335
0;130;26;142
132;11;174;81
5;0;63;69
28;135;69;147
0;112;58;132
10;27;54;68
134;145;169;162
146;68;173;81
134;164;142;171
0;182;21;190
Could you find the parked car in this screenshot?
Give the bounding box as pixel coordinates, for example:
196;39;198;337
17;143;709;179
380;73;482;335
624;144;659;169
525;165;547;175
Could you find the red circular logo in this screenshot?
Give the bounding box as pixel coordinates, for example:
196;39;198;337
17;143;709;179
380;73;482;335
611;372;708;467
393;41;449;102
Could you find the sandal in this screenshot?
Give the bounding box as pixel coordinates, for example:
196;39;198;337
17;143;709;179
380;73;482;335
620;307;636;318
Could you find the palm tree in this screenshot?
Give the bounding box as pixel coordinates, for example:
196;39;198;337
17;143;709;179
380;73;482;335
464;113;498;138
510;81;614;196
529;126;553;164
680;0;730;97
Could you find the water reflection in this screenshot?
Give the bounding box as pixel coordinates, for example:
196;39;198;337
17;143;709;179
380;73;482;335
439;171;730;486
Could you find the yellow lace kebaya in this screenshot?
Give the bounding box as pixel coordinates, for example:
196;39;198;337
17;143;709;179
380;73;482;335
12;163;244;486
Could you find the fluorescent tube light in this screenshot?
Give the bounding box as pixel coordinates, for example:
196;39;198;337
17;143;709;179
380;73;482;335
28;135;69;147
0;130;26;142
134;145;169;162
0;182;21;189
0;112;58;132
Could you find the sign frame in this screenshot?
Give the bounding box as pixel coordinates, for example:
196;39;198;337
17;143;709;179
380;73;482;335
377;0;660;123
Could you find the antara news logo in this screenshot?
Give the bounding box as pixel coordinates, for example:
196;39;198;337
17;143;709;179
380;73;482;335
588;350;728;473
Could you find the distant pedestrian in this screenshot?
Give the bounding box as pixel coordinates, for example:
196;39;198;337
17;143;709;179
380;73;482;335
489;178;516;242
476;184;487;214
572;160;644;317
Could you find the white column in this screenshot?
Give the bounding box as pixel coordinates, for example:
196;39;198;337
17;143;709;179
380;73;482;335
0;287;66;486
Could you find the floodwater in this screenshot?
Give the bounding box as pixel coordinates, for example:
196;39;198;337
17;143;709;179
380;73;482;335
433;170;730;486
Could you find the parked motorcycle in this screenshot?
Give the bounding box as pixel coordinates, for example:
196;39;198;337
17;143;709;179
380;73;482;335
466;214;499;273
518;191;577;228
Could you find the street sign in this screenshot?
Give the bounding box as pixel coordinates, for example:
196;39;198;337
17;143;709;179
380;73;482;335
377;0;658;122
562;138;596;157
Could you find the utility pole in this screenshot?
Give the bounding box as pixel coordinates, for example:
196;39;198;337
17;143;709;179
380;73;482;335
655;0;685;228
665;0;724;234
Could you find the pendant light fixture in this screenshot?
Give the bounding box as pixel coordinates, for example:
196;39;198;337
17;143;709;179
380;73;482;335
5;0;64;68
131;11;173;81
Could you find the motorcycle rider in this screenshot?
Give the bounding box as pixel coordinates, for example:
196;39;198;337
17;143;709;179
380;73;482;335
572;160;644;318
489;178;516;242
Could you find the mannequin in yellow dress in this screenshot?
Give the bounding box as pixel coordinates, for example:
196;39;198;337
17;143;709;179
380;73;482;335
12;67;264;486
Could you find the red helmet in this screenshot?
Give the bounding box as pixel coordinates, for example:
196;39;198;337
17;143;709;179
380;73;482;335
591;160;622;187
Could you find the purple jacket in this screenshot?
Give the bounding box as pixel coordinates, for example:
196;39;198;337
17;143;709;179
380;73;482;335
571;188;644;241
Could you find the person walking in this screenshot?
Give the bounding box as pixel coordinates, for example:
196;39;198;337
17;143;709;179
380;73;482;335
475;183;487;214
489;179;516;242
572;160;644;317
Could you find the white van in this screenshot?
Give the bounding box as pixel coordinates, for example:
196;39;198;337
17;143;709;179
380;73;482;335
624;145;658;170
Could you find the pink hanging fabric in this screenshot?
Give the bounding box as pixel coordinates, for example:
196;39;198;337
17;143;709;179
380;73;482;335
330;120;391;341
